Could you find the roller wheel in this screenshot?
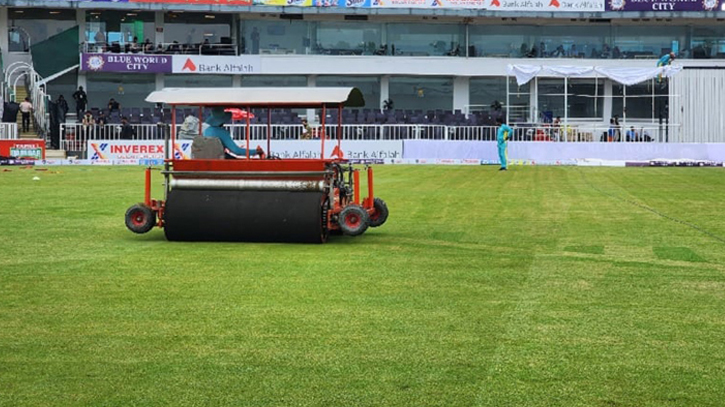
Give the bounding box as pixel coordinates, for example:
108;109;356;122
125;203;156;234
368;198;389;228
339;205;370;236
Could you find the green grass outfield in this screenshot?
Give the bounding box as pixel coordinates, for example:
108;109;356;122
1;165;725;407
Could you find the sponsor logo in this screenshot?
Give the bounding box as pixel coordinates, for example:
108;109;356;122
331;145;345;159
182;58;197;72
346;0;365;6
490;0;500;6
609;0;624;10
90;143;108;160
86;55;105;71
703;0;718;10
549;0;560;6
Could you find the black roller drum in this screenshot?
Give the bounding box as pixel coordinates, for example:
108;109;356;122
164;189;326;243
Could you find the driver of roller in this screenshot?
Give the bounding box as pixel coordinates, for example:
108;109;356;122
205;106;264;159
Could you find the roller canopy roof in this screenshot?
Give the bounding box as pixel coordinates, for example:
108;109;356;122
146;87;365;108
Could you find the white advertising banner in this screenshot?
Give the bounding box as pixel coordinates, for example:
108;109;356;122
87;140;193;161
172;55;262;74
372;0;604;11
266;140;402;161
86;140;401;162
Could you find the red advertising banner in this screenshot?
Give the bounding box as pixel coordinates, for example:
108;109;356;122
0;140;46;160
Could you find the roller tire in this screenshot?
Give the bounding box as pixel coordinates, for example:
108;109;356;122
125;203;156;234
368;198;389;228
339;205;370;236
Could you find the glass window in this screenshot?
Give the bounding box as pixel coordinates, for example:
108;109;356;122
537;78;600;119
241;75;307;87
240;19;308;55
612;81;665;120
690;25;725;59
86;10;155;50
470;77;529;118
540;25;611;59
86;73;157;109
316;76;380;109
612;25;686;60
314;22;382;56
538;78;564;119
389;76;452;111
569;79;603;118
164;75;232;88
165;12;232;47
468;25;539;58
8;8;76;52
386;23;464;57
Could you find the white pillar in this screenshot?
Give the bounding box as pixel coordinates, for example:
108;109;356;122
307;75;316;121
232;75;241;87
603;79;613;127
380;75;390;111
452;76;469;115
154;11;164;46
505;75;510;124
0;8;9;68
529;76;538;122
563;76;568;141
156;74;164;91
77;9;87;44
77;9;87;91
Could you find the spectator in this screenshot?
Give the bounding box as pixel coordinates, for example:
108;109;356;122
82;110;95;138
601;43;611;58
130;36;140;53
19;97;33;132
569;44;578;58
612;46;621;59
552;116;562;141
56;95;69;123
607;118;616;142
201;38;212;54
108;98;121;114
626;126;637;142
301;119;312;139
119;117;136;140
96;111;108;138
72;86;88;121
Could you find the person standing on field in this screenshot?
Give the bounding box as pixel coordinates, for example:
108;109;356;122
496;117;513;171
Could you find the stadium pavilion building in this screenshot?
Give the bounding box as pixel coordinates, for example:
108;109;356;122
1;0;725;142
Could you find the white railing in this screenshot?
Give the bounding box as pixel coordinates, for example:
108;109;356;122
60;122;685;153
0;123;18;140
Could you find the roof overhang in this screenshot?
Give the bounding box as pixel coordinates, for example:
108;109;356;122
146;87;365;108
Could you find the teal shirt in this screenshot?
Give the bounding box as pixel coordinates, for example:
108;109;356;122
657;54;672;67
497;124;513;142
204;125;247;156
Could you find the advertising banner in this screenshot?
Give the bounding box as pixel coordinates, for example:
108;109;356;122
85;140;400;162
131;0;252;4
606;0;721;11
268;140;402;161
87;140;192;161
0;140;45;160
172;55;262;74
370;0;604;11
81;53;172;73
68;0;604;9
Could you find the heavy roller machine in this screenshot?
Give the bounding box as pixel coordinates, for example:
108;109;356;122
124;87;388;243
